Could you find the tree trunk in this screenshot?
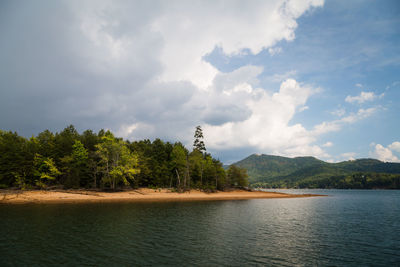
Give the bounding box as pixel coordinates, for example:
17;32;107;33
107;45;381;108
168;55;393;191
200;162;203;186
175;169;181;189
93;167;97;188
183;170;186;189
186;155;190;189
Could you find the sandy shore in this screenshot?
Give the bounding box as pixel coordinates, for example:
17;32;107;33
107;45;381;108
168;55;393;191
0;188;324;204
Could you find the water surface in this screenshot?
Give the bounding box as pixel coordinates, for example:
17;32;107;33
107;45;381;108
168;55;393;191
1;190;399;266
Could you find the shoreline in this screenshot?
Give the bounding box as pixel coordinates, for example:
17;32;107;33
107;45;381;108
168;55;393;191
0;188;325;204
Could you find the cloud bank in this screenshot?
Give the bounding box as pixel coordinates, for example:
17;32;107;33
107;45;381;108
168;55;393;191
345;91;383;104
369;142;400;163
3;0;383;162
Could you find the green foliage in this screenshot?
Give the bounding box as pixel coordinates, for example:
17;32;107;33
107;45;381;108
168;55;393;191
95;133;140;189
234;154;325;183
236;154;400;189
36;130;56;158
0;130;35;187
61;140;90;188
227;165;249;188
0;125;238;191
14;172;30;190
171;143;188;189
72;140;88;165
193;125;206;153
33;154;61;188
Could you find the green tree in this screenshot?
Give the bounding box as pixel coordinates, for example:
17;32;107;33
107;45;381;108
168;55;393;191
33;154;61;188
0;130;37;188
81;129;100;152
213;159;227;190
72;140;88;167
128;139;153;187
227;165;249;188
171;142;188;189
54;125;79;158
189;149;204;187
61;140;89;188
193;125;206;153
95;133;140;189
36;130;56;158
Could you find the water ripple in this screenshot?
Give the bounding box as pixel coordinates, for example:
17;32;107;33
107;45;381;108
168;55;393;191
1;190;400;266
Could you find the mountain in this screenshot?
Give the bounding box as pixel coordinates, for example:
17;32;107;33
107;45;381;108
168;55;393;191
232;154;400;189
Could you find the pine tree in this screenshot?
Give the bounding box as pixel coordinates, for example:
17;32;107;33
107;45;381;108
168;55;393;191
193;126;206;153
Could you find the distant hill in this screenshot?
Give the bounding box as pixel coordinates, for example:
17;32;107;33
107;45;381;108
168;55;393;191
232;154;400;189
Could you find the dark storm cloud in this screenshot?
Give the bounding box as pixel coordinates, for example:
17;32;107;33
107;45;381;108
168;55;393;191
0;0;166;135
1;0;337;163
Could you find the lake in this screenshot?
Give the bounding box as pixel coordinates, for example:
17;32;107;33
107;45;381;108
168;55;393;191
1;190;399;266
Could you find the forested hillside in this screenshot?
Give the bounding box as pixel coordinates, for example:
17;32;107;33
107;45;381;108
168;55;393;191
0;125;248;191
233;154;400;189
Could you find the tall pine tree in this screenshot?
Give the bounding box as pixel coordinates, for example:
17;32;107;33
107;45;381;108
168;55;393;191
193;126;206;153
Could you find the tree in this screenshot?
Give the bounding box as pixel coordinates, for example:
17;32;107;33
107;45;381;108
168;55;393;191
0;125;246;191
171;143;188;189
227;165;249;188
189;149;204;187
128;139;153;187
95;133;140;190
213;159;227;190
88;151;100;188
150;139;172;187
33;154;61;188
0;130;36;188
60;140;89;188
54;125;79;159
36;130;56;158
193;125;206;153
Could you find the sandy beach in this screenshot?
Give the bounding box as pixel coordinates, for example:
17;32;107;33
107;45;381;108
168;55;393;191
0;188;324;204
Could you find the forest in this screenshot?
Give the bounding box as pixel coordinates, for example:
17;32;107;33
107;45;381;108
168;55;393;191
0;125;248;191
235;154;400;189
252;172;400;189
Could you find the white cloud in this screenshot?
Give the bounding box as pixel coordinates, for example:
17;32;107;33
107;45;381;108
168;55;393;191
299;106;309;112
330;108;345;117
389;141;400;153
355;83;363;88
340;152;356;161
203;78;330;158
2;0;394;165
312;107;378;135
8;0;374;163
268;47;282;55
322;141;333;147
345;91;381;104
269;70;298;83
150;0;324;89
369;143;400;163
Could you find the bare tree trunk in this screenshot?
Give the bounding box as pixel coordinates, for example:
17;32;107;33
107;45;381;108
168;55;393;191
106;160;109;189
93;166;97;188
175;169;181;189
200;162;203;187
183;170;187;189
114;154;119;190
186;155;190;190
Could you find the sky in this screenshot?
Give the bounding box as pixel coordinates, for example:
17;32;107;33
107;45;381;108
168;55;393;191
1;0;399;164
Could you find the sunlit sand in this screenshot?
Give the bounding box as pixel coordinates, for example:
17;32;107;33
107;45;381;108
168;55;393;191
0;188;324;204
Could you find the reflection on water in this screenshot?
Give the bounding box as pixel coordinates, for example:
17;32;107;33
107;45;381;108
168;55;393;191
1;190;399;266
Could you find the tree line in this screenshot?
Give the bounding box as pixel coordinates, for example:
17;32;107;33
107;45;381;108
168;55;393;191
252;172;400;189
0;125;248;191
